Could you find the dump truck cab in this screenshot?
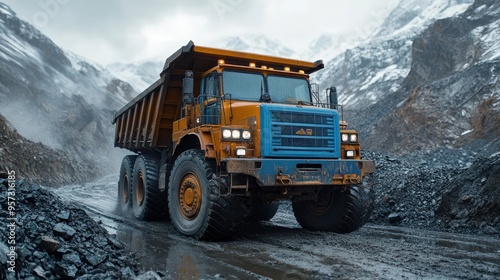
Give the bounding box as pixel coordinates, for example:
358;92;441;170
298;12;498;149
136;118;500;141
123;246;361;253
172;49;373;192
113;41;375;240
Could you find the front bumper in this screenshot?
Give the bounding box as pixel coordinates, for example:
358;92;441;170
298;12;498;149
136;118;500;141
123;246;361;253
223;158;375;186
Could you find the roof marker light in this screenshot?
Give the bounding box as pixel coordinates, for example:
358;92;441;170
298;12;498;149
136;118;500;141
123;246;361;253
284;66;290;72
261;65;268;69
218;59;225;65
298;70;305;74
249;62;256;67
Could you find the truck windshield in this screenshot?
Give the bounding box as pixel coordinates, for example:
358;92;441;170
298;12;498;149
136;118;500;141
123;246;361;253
222;70;311;104
267;75;311;104
222;71;264;101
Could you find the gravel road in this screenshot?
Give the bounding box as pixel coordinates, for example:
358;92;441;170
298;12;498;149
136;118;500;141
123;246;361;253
55;177;500;279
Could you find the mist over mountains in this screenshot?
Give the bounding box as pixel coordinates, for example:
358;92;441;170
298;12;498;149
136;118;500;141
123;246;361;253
0;2;134;181
0;0;499;183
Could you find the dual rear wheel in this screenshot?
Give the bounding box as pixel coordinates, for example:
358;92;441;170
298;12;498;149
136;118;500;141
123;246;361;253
118;150;245;240
117;154;165;220
117;155;136;214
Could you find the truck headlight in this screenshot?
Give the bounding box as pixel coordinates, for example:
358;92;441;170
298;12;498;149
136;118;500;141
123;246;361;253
346;150;354;158
342;133;349;142
342;133;358;143
236;148;246;156
232;130;241;139
222;129;232;139
222;128;251;141
242;130;251;140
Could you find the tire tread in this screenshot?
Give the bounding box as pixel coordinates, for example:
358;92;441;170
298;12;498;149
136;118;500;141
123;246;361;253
168;149;244;241
133;154;166;220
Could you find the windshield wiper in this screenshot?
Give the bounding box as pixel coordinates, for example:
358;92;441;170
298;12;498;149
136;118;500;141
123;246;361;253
259;80;271;102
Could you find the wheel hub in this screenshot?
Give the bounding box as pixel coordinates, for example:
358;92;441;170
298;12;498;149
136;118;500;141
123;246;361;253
179;174;202;220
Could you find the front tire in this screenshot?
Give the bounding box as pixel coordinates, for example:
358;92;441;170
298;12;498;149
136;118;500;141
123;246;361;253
168;149;243;240
131;154;164;220
118;155;137;214
292;185;374;233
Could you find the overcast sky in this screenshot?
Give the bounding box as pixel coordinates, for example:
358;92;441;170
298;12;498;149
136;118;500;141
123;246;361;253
3;0;399;65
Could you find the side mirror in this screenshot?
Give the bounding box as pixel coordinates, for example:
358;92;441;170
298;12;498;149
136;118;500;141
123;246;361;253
183;70;194;106
329;87;338;110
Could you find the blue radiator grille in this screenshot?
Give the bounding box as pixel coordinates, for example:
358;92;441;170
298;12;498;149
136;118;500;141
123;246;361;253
261;104;340;158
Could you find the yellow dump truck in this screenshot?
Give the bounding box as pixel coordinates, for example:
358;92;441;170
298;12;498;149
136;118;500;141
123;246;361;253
113;41;375;240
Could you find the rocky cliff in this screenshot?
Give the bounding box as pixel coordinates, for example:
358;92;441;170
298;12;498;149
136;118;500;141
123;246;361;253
359;0;500;155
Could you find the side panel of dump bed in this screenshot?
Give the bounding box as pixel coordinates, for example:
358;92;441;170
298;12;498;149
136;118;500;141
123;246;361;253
113;77;182;151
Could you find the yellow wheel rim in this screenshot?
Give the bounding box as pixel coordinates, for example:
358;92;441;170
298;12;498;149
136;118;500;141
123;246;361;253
178;174;202;220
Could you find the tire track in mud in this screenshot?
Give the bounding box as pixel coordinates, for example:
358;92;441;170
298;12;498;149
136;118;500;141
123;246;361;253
55;179;500;279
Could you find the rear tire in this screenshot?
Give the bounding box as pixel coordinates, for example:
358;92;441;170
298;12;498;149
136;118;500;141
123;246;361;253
292;185;374;233
132;154;164;220
168;149;243;240
118;155;137;214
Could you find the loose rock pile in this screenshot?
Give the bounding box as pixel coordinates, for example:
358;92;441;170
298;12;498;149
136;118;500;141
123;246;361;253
0;179;141;279
437;153;500;235
366;148;500;236
0;115;101;186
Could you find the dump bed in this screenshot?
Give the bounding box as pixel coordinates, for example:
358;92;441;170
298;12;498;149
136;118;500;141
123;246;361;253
112;41;323;152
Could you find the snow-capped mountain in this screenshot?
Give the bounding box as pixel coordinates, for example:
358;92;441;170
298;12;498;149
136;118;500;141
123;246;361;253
469;2;500;63
0;2;134;177
314;0;475;108
213;35;296;58
375;0;474;38
0;3;133;109
107;60;163;92
302;33;365;67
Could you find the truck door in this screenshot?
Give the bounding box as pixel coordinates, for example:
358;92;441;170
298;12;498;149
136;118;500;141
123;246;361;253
200;72;221;125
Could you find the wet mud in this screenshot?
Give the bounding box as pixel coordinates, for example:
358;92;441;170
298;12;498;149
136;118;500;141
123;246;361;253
56;177;500;279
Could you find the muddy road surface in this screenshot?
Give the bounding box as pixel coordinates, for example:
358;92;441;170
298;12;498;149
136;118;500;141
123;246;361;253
56;176;500;279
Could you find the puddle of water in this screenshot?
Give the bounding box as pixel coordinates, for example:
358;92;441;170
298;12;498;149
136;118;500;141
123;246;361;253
55;180;118;214
112;223;307;279
366;225;500;255
434;238;500;254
